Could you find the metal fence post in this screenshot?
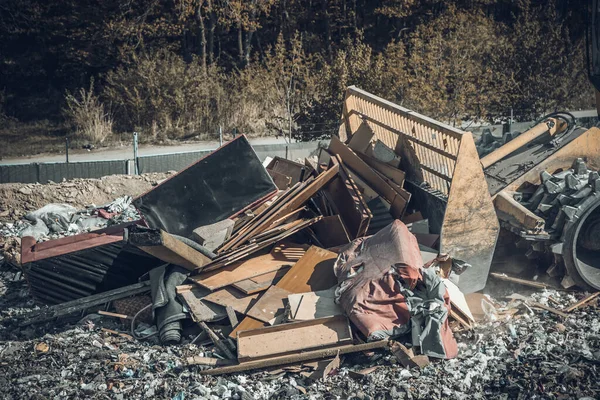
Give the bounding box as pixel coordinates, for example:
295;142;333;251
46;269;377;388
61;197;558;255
219;125;223;146
65;137;69;163
133;132;139;175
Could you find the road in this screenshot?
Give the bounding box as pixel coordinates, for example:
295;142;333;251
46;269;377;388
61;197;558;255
0;137;288;165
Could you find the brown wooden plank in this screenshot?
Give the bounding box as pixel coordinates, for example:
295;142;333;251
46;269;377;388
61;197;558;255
221;182;306;252
565;292;600;312
268;169;292;190
202;217;322;272
275;246;338;292
288;288;343;320
267;157;308;184
323;163;371;239
244;163;340;240
236;315;352;361
233;267;291;294
230;246;339;338
191;341;390;375
136;229;212;271
329;135;407;219
202;287;260;315
246;286;292;323
189;252;297;291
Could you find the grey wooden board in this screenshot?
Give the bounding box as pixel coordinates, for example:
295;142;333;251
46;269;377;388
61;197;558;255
179;287;227;322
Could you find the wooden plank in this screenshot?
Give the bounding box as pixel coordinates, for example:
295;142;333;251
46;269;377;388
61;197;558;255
442;279;475;323
345;169;379;201
528;301;568;318
246;286;292;323
268;169;292;190
288;288;343;320
357;152;405;186
347;121;375;153
252;163;340;237
275;246;338;292
189;250;298;291
230;246;339;338
489;272;548;289
329;135;407;218
221;182;306;252
236;315;352;361
178;287;227;322
191;341;390;375
233;267;291;294
202;217;322;272
323;168;371;239
311;215;351;248
565;292;600;312
267;157;308;184
135;229;212;271
202;287;260;315
464;293;495;322
402;212;424;224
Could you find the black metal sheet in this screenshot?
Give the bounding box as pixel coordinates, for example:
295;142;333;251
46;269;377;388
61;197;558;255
23;242;163;304
133;136;277;238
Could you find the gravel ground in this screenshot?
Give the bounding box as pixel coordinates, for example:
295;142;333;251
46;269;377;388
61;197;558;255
1;261;598;400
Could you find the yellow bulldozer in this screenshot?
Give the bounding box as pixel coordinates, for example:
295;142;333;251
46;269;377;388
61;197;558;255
337;86;600;293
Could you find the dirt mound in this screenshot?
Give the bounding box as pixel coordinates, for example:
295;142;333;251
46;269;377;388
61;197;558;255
0;173;173;223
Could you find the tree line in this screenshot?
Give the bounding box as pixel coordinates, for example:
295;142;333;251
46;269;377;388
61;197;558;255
0;0;593;143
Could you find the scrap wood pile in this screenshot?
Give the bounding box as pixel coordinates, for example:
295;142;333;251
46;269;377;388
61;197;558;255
9;133;475;377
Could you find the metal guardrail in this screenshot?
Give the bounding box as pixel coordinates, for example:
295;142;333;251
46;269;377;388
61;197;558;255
0;141;326;184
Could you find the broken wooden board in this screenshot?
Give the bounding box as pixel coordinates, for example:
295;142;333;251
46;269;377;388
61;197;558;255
202;287;260;315
442;278;475;325
347;121;375;153
357;152;405;186
230;246;339;338
310;215;351;248
236;315;353;361
267;157;309;184
253;163;340;236
189;249;299;291
203;217;322;272
323;165;371;239
192;341;389;375
329;135;408;219
131;229;212;271
489;272;548;289
268;169;292;190
288;288;343;321
565;292;600;312
464;293;495;322
246;286;292;323
233;267;291;295
178;287;227;323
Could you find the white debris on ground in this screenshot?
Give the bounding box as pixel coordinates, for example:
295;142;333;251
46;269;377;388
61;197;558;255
0;259;598;400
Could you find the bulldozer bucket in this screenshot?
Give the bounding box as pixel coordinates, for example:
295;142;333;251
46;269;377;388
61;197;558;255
340;86;500;293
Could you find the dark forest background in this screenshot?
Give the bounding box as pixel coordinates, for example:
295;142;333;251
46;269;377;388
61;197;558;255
0;0;594;150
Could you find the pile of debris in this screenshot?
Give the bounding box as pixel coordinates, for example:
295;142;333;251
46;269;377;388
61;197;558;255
1;87;600;398
6;133;470;375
